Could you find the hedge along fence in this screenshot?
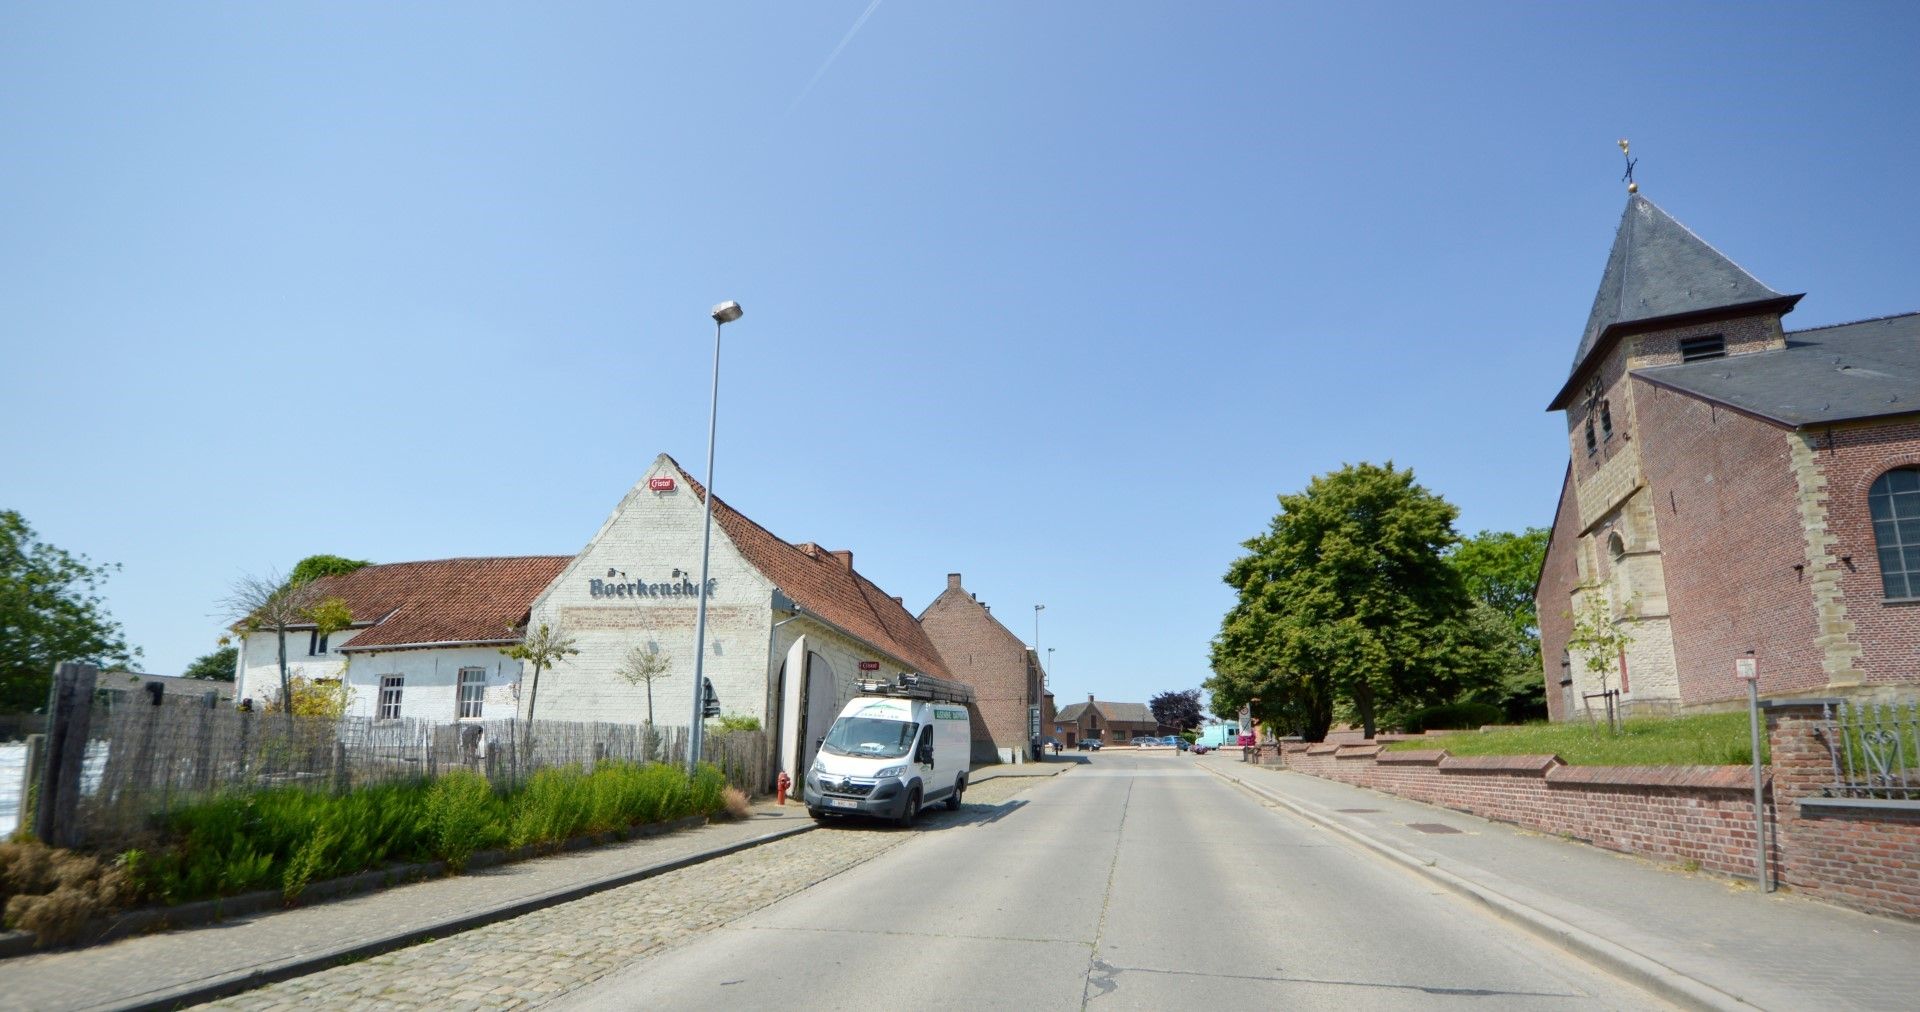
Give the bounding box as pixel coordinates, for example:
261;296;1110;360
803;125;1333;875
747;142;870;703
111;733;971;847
124;761;731;906
56;694;771;848
2;760;735;946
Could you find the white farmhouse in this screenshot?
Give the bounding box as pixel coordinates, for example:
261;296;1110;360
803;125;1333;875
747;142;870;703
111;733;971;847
233;453;950;784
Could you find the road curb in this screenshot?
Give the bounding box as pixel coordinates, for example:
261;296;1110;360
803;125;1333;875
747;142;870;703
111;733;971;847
113;820;818;1012
1201;762;1752;1012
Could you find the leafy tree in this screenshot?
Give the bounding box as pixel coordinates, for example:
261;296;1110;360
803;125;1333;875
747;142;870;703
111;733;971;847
182;646;238;681
1566;595;1634;710
288;554;372;586
223;569;354;727
501;622;578;754
1148;689;1205;732
1447;528;1549;643
1207;462;1490;740
263;675;352;718
1446;528;1550;721
615;644;672;726
0;511;139;711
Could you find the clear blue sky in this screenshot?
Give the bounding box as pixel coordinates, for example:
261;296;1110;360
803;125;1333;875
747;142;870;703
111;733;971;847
4;3;1917;711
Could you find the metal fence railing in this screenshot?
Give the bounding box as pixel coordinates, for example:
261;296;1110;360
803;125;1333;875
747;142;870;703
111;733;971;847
1819;699;1920;801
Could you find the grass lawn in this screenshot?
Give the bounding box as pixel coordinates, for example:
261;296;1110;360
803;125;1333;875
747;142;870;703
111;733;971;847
1389;711;1766;766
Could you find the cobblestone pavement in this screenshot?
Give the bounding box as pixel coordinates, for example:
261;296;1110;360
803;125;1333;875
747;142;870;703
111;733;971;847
203;775;1047;1010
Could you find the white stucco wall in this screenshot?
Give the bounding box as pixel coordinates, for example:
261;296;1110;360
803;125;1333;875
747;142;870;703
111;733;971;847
341;647;525;722
525;458;780;729
235;626;361;706
236;628;525;722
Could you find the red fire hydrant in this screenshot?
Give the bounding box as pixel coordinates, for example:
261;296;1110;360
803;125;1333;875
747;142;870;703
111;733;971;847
775;771;792;806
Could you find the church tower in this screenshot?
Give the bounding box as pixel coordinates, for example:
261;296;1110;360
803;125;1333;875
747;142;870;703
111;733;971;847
1542;194;1802;715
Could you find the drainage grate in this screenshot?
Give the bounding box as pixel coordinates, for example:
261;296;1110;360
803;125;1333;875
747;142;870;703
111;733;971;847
1336;808;1381;814
1406;822;1462;834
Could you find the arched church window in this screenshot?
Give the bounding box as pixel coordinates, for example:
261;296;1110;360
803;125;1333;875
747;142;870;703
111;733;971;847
1585;417;1597;455
1869;468;1920;599
1607;532;1627;562
1600;401;1613;439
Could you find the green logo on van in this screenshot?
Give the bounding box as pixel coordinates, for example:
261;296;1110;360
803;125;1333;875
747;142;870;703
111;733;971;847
934;708;966;720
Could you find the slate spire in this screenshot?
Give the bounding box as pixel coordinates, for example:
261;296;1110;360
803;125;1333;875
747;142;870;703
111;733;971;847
1569;194;1790;377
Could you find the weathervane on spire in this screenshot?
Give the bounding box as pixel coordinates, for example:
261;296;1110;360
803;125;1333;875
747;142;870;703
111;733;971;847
1619;138;1638;194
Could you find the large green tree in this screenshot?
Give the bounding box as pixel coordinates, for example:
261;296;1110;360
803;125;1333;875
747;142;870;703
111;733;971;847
1446;528;1550;720
181;646;238;681
1207;462;1492;740
0;510;140;711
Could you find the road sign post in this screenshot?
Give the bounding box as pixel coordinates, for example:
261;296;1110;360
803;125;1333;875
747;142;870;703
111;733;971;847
1736;655;1769;891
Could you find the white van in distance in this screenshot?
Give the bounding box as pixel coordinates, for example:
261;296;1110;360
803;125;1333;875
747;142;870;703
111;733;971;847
803;673;974;826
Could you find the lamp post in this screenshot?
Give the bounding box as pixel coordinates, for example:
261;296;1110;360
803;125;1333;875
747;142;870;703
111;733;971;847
1033;603;1044;659
688;300;742;775
1046;646;1054;687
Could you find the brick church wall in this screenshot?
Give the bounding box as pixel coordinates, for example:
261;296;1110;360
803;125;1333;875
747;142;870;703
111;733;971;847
1633;380;1826;703
1538;470;1581;721
1814;419;1920;686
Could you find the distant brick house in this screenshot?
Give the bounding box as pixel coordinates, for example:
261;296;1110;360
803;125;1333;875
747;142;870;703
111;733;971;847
919;573;1050;763
1051;695;1163;747
1537;193;1920;719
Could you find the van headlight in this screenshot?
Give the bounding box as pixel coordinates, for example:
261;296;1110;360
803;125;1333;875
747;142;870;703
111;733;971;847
873;765;906;779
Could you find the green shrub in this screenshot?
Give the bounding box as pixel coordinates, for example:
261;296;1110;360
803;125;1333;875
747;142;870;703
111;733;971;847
1399;701;1505;734
123;761;724;907
708;713;762;733
425;770;506;872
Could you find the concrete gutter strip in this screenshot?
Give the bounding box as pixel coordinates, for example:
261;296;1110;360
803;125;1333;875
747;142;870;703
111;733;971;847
113;820;817;1012
1203;763;1751;1012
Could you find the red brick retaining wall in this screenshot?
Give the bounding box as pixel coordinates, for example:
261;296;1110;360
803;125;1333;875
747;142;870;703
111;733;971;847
1265;705;1920;921
1275;741;1769;879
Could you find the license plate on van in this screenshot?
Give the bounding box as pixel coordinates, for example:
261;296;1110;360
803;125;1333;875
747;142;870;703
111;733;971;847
829;798;859;810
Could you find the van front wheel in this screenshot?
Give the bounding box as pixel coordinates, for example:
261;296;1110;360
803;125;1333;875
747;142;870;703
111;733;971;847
898;787;921;828
945;776;965;811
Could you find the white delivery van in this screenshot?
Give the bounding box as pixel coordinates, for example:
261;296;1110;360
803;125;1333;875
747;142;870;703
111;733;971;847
803;673;974;826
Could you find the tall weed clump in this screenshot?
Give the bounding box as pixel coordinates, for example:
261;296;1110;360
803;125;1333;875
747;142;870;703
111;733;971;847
425;770;507;872
108;760;734;911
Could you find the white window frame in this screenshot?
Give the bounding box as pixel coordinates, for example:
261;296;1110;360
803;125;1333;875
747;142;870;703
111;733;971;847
457;667;486;720
378;675;404;721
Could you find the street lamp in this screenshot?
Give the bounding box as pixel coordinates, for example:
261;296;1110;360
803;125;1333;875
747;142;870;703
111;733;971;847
1045;646;1054;686
688;300;742;774
1033;603;1044;659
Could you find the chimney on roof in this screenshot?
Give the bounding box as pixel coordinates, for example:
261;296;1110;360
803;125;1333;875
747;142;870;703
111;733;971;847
828;549;852;569
891;596;902;605
947;573;962;590
1088;693;1095;703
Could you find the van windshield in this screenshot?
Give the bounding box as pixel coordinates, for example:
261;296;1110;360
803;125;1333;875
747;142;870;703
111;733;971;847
820;716;916;759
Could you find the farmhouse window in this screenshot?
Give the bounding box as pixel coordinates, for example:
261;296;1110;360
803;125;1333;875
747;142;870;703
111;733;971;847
458;668;486;719
1869;467;1920;599
308;630;329;655
378;675;405;720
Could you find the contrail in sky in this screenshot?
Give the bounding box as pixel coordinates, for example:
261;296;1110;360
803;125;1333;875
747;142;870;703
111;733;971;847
786;0;885;115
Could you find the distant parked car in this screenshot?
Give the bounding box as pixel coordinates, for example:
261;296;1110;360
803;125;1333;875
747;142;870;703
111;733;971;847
1078;739;1103;751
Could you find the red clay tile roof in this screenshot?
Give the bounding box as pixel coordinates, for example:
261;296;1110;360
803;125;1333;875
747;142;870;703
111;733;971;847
300;556;572;652
671;457;951;678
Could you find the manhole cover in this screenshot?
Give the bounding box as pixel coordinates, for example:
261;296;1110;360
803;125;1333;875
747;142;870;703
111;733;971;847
1406;822;1462;834
1337;808;1380;813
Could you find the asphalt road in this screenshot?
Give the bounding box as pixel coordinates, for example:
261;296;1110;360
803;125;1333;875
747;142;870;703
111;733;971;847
557;752;1662;1010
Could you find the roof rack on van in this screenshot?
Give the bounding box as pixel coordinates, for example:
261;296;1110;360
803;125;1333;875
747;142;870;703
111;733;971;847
858;672;976;705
